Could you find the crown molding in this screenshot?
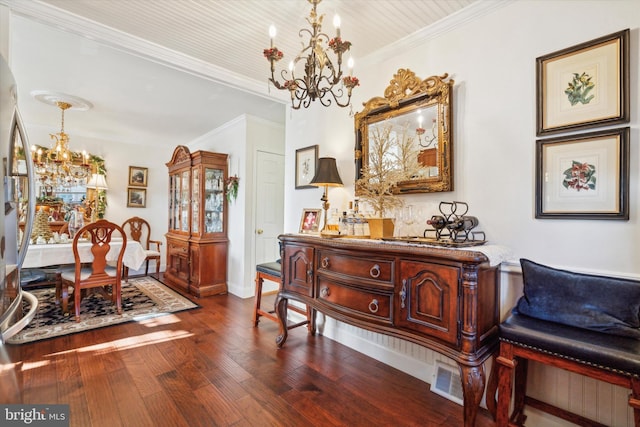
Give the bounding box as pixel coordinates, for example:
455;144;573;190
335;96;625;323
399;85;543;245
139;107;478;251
361;0;512;65
0;0;289;104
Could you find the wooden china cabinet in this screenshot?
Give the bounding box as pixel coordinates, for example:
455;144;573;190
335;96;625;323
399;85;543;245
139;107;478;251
164;145;228;297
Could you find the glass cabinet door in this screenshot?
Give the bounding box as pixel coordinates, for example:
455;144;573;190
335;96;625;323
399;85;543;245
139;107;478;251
204;167;224;233
169;173;178;231
191;167;199;234
180;170;190;232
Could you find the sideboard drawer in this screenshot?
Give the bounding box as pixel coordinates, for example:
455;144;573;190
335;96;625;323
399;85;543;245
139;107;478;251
317;249;394;287
316;277;392;324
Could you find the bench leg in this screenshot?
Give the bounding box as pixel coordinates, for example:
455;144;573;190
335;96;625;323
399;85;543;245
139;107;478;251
511;358;528;425
253;274;263;327
486;354;499;420
631;378;640;427
496;343;516;427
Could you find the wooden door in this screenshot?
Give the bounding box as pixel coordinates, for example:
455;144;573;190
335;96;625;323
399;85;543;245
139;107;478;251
254;151;284;264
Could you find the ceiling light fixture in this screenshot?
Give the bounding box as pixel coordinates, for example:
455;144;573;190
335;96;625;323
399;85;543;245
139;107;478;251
31;101;91;188
264;0;359;110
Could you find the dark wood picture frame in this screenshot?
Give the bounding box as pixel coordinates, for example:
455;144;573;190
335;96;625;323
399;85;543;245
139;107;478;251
127;187;146;208
535;127;629;220
536;29;629;136
295;145;318;189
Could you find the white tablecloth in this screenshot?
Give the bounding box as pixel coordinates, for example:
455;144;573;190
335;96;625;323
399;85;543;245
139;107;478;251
23;239;147;270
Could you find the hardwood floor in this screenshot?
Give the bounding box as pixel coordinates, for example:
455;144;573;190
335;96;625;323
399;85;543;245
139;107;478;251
2;279;496;427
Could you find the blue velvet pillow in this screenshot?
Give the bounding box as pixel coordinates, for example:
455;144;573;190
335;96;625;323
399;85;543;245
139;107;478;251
515;259;640;339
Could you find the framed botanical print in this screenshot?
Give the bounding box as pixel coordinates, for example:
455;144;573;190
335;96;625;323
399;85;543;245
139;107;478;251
127;187;146;208
295;145;318;189
129;166;148;187
535;127;629;220
536;29;629;136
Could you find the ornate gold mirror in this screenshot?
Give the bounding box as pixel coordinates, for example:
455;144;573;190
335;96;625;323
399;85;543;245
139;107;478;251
355;69;454;194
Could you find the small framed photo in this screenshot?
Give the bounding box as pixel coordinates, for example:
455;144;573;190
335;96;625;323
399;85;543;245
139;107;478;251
295;145;318;189
299;208;321;234
535;127;629;220
128;166;148;187
536;29;629;136
127;187;147;208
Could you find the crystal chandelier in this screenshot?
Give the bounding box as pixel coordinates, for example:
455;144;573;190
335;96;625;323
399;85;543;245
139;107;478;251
263;0;359;109
31;101;91;188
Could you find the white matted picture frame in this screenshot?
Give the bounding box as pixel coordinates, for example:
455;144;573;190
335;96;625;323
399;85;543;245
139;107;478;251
295;145;318;189
299;208;321;234
536;29;629;136
535;127;629;220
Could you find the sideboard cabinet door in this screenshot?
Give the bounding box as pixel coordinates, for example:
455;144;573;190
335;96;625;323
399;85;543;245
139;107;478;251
396;260;460;346
282;244;314;298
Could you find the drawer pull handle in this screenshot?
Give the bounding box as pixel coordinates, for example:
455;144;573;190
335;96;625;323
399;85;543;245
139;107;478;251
368;299;379;313
321;257;330;268
369;264;381;278
400;279;407;309
320;287;330;297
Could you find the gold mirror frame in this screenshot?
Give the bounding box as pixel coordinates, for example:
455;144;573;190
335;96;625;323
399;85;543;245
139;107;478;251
355;69;454;194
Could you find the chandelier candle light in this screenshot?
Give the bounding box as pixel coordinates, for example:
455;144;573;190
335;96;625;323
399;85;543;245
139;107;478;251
31;101;91;188
264;0;359;109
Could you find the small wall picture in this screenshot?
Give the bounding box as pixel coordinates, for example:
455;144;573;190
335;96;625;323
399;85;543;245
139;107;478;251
299;208;321;234
127;188;146;208
129;166;148;187
295;145;318;189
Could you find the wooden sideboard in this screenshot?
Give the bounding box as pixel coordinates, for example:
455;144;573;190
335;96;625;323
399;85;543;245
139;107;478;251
276;234;500;427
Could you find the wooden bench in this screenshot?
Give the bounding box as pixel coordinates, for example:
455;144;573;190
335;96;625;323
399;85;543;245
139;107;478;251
488;259;640;426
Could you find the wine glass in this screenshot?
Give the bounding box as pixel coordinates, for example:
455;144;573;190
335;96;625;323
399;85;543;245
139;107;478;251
403;205;415;237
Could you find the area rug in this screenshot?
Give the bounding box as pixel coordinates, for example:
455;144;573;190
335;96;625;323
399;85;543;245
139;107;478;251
7;276;199;344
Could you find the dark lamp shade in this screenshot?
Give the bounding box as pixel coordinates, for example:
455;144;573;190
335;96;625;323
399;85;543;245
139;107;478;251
310;157;343;187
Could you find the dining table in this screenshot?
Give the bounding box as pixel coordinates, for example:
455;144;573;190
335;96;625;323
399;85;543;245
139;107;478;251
23;237;147;271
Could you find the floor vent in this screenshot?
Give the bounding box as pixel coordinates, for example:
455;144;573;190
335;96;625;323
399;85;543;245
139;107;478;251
430;361;464;406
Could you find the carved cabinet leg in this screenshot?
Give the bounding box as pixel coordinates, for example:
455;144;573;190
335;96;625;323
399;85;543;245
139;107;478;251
275;294;288;348
459;363;485;427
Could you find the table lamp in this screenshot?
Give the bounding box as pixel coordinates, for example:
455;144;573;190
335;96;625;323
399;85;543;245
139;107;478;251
309;157;343;233
86;173;108;222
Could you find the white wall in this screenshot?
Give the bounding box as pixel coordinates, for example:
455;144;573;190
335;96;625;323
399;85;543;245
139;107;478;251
283;1;639;425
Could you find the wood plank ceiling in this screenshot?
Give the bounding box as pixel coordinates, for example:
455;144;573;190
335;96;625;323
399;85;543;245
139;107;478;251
37;0;478;86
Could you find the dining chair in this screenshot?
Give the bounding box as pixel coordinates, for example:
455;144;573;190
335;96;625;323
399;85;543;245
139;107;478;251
121;216;162;280
59;219;127;321
58;222;69;235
